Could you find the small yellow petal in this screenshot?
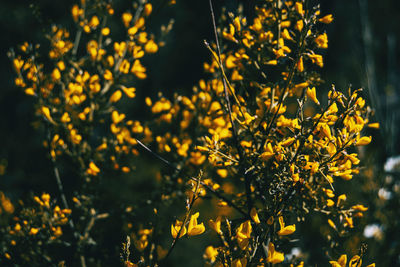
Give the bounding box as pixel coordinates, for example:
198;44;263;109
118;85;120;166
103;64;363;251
319;14;334;24
41;106;55;124
367;122;379;129
356;136;371;146
121;87;136;98
306;87;320;105
250;208;260;224
110;90;122;103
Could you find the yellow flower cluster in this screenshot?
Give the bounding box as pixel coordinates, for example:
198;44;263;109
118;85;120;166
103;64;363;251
7;0;378;265
10;0;165;180
4;193;71;262
330;254;375;267
143;0;376;265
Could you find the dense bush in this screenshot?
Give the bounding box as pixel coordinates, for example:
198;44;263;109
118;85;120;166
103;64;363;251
1;0;390;266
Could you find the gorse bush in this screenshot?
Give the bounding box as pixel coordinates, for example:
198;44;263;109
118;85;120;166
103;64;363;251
3;0;380;266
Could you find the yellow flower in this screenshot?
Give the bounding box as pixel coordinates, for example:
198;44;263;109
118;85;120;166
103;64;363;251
306;87;319;106
282;29;293;40
121;87;136;98
114;42;126;57
119;59;130;74
367;122;379;129
231;69;243;81
293;82;309;93
266;59;278;65
329;254;347;267
41;106;55;124
321;123;332;139
297;56;304;72
144;3;152;16
260;143;274;161
112;111;126;124
356;136;371;146
51;68;61;81
70;129;82;144
53;226;62;237
250;207;260;224
281;20;291;28
57;61;65;71
349;255;362;267
25;88;35;96
344;216;354;228
122;12;132;27
328;219;336;229
87;162;100;176
238;112;256;125
131;60;147;79
295;2;303;15
280;137;295;147
315;33;328;48
308;53;324;67
101;27;110;36
125;261;138;267
295;20;304;32
134;17;145;29
29;227;39;235
225;55;237;68
231;258;247;267
277;216;296;235
128;26;138;36
104;69;113;80
351;204;368;211
0;192;14;214
171;219;186;238
145;40;158;54
305;161;319;175
266;242;284;264
337;194;347;206
89;16;100;28
203;246;219;263
187;212;205;236
217;169;228;178
222;24;237;43
236;220;252;250
110;90;122;103
189;151;206;165
71;5;83;22
209;216;222;234
61;112;71;123
319;14;334;24
326;199;335;207
323;188;335;198
327;102;338;114
14;223;21;231
41;193;50;208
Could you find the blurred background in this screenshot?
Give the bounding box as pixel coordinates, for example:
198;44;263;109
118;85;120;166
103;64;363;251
0;0;399;265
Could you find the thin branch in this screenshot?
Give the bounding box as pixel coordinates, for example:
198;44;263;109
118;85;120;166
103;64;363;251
164;172;202;260
208;0;253;215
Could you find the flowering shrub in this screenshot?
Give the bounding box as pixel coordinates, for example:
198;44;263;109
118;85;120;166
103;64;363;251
4;0;380;266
